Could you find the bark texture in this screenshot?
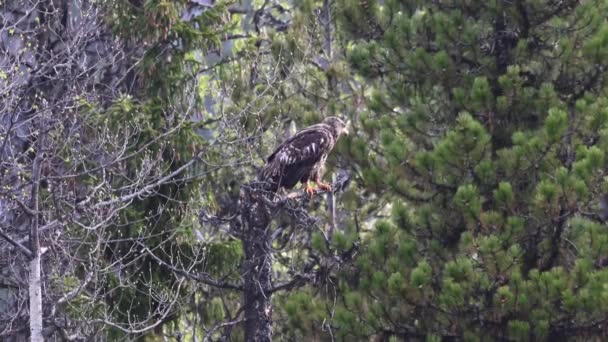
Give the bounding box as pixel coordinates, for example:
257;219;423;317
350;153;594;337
240;187;273;342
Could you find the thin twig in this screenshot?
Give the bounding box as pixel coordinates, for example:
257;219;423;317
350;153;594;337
203;317;246;342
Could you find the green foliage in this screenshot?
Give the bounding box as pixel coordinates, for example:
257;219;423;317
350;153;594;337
52;1;243;338
544;108;568;142
277;0;608;340
100;0;608;339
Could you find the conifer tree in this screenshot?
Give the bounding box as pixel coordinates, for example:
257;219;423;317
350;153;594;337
6;0;608;339
280;0;608;340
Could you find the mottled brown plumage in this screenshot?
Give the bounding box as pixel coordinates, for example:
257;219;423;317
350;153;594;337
259;117;348;195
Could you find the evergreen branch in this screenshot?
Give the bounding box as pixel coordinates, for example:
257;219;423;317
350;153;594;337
271;241;360;294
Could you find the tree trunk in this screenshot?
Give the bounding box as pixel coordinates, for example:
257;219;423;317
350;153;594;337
29;121;45;342
240;186;273;342
29;254;43;342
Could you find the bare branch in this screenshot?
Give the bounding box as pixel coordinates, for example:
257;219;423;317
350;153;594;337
0;226;33;258
142;245;243;291
203;317;246;342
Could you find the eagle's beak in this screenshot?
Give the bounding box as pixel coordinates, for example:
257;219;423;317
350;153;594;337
343;120;352;135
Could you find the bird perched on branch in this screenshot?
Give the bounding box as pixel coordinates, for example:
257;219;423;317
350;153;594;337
259;117;349;197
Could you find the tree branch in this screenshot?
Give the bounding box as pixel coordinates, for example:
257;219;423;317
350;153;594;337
0;226;33;258
142;245;243;291
203;317;246;342
284;170;351;200
270;273;314;293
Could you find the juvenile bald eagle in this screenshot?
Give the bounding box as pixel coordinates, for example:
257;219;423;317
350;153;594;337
259;117;348;196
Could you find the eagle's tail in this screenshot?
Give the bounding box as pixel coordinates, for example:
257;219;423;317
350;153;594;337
257;160;281;192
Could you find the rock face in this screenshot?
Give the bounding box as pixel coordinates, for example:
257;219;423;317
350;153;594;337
0;1;137;339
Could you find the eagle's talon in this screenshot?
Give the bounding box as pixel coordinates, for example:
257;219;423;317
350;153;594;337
316;181;332;192
303;183;317;198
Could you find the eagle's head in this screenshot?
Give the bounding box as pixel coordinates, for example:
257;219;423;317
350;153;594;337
323;116;349;138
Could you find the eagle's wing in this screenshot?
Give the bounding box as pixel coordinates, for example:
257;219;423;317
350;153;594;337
260;127;333;180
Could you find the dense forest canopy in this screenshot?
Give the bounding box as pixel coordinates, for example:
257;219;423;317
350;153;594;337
1;0;608;341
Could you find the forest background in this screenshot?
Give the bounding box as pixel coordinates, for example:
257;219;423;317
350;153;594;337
2;0;608;341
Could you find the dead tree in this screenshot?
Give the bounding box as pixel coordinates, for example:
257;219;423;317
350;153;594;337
239;186;274;341
232;173;352;342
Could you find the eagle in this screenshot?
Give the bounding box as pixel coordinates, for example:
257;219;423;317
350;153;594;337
258;117;349;196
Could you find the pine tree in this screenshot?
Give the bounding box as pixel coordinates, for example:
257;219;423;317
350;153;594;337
9;0;606;339
277;0;608;340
